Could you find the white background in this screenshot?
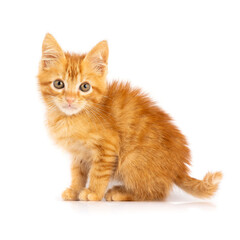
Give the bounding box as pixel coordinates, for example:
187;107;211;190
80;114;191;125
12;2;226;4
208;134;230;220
0;0;239;239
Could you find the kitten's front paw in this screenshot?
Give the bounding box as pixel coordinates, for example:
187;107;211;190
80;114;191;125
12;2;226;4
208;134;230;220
62;188;79;201
79;188;102;201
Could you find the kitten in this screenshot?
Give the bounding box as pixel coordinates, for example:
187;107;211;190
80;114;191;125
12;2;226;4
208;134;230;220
38;33;222;201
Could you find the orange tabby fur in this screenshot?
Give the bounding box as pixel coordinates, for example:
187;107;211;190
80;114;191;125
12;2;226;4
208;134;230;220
38;33;222;201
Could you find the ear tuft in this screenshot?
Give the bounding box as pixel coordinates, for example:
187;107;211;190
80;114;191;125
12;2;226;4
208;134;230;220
83;40;109;75
41;33;65;69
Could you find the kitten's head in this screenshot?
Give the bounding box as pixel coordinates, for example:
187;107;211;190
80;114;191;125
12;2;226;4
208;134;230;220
38;33;108;116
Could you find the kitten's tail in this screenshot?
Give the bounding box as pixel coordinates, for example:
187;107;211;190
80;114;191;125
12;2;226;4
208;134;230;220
174;171;223;198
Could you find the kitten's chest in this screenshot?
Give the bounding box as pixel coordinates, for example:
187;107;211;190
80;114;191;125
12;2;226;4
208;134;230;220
48;115;93;159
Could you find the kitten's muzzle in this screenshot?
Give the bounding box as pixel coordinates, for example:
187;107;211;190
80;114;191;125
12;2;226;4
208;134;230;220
65;96;76;105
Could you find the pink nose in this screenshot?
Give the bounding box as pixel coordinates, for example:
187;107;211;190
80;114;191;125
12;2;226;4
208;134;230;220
66;97;75;105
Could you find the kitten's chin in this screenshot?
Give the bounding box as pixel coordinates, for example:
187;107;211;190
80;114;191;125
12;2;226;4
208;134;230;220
58;105;84;116
61;108;81;116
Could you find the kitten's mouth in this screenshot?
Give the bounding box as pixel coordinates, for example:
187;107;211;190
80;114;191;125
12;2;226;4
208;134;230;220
57;102;86;116
53;99;86;116
62;105;77;110
60;105;80;115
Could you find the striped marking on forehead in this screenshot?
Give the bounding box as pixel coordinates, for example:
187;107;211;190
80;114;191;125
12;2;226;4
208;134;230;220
66;61;81;80
64;53;85;82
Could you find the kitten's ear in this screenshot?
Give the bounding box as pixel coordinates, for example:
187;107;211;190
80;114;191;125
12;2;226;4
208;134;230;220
41;33;65;69
83;40;109;76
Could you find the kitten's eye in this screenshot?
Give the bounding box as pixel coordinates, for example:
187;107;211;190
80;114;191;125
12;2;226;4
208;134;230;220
53;79;64;89
79;82;91;92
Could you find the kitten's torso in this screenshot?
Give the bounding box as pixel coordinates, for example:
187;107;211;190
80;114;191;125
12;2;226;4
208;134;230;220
47;112;94;163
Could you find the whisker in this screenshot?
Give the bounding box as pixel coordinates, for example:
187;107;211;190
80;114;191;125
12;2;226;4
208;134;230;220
88;106;105;130
102;95;111;99
94;102;111;108
84;108;98;131
86;107;99;130
91;107;106;122
94;105;114;118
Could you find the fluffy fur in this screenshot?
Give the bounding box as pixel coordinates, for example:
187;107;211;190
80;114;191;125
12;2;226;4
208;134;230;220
38;33;222;201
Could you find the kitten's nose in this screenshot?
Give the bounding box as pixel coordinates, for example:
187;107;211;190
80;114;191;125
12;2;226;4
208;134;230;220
65;97;75;105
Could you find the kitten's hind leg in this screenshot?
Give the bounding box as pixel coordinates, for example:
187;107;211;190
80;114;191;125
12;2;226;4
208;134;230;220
105;185;135;201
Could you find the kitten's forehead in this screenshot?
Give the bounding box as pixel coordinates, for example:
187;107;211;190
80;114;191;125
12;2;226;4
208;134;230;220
64;53;85;82
66;61;80;80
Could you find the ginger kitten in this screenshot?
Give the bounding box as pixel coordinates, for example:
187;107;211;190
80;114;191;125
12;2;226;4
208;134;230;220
38;33;222;201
